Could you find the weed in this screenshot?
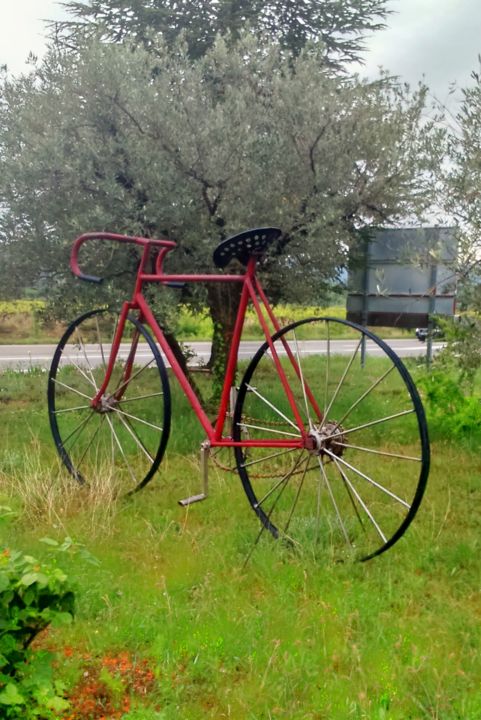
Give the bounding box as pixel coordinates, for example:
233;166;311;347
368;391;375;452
0;456;120;535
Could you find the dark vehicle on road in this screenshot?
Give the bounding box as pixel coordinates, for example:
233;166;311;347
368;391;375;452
415;326;444;342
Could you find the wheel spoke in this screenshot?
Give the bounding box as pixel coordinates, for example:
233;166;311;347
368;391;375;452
315;457;322;545
240;446;299;469
243;454;305;567
53;404;91;414
105;414;138;486
332;441;421;462
292;329;313;431
52;377;93;401
117;391;164;405
323;321;331;419
323;449;410;508
253;454;304;510
114;412;155;463
64;354;98;389
74;416;105;473
237;421;301;438
322;336;363;422
334;364;396;429
336;462;366;533
317;457;352;547
74;328;99;390
61;410;95;449
284;457;310;534
245;384;300;432
107;357;156;399
331;455;387;543
95;316;107;369
110;405;163;432
111;418;116;465
329;408;415;440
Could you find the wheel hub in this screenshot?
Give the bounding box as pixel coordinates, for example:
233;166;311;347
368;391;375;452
306;421;345;457
93;394;118;414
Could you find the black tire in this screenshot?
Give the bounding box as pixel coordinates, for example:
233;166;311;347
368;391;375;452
48;309;171;495
233;317;429;561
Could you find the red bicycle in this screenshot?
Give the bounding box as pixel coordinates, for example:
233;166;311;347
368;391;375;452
48;228;429;560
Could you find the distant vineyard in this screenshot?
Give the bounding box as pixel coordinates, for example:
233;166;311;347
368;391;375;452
0;300;46;316
176;304;347;339
0;302;407;343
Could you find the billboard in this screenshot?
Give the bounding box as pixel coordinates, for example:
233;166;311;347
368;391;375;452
346;227;457;328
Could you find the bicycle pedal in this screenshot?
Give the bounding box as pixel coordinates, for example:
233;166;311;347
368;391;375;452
178;493;207;507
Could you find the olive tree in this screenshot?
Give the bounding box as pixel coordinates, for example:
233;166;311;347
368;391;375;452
437;63;481;383
0;35;442;389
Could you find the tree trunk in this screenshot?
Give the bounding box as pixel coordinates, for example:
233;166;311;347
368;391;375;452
206;282;243;404
162;328;205;408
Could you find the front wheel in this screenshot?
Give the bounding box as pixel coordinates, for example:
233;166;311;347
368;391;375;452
233;317;429;561
48;309;171;495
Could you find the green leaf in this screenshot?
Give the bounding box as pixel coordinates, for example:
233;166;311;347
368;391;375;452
39;537;59;547
0;683;25;705
0;574;9;593
22;589;34;606
50;611;73;627
46;694;70;712
20;572;48;587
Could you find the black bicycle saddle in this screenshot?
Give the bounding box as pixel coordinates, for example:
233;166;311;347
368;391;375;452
213;227;282;269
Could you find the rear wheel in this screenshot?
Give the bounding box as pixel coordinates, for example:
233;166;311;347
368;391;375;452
48;309;171;494
233;317;429;561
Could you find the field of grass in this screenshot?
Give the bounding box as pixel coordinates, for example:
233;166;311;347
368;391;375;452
1;363;481;719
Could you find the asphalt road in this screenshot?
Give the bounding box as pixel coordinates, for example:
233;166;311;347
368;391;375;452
0;338;443;371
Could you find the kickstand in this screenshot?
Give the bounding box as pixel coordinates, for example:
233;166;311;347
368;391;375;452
178;440;210;506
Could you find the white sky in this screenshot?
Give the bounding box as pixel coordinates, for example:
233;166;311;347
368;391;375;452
359;0;481;108
1;0;481;107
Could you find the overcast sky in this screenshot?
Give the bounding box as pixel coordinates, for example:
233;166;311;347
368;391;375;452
1;0;481;108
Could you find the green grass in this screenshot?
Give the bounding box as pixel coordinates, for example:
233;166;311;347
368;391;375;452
1;366;481;718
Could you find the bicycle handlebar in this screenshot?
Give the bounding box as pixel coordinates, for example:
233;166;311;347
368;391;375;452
70;232;177;283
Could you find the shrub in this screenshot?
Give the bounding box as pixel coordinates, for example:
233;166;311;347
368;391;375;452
0;547;74;718
418;370;481;442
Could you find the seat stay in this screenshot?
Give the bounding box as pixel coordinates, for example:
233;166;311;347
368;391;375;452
246;276;309;440
254;277;324;424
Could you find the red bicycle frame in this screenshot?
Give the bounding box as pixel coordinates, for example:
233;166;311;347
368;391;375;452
71;232;322;452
